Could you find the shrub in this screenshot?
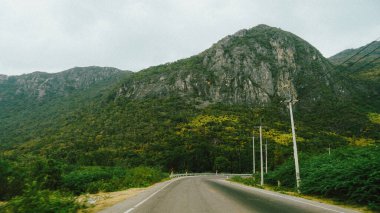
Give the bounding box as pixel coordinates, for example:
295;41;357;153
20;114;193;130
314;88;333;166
0;159;25;200
230;176;258;186
28;158;64;190
266;157;300;188
62;166;167;194
62;166;122;194
1;182;79;213
267;146;380;210
300;147;380;210
123;167;168;188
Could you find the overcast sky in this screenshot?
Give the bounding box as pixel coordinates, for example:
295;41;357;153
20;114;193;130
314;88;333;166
1;0;379;75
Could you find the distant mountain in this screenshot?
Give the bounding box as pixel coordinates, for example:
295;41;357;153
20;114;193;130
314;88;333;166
329;41;380;67
329;41;380;104
0;66;127;101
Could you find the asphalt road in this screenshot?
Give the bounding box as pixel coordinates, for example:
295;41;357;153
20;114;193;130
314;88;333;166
100;176;358;213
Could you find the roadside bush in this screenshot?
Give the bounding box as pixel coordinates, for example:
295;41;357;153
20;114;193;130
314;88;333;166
62;166;123;194
301;146;380;210
267;146;380;210
1;182;79;213
62;166;168;195
123;167;168;188
28;158;64;190
230;176;258;186
266;157;300;188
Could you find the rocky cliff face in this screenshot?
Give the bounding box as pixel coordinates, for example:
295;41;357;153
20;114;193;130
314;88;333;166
0;66;126;101
0;74;7;81
117;25;338;105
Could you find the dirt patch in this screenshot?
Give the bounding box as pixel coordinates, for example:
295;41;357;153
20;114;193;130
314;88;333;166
77;188;145;213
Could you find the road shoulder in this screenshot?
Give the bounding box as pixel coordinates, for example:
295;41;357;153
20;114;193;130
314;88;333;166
224;179;367;213
97;178;182;213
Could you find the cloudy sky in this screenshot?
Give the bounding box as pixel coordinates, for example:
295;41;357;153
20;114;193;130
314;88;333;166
0;0;379;75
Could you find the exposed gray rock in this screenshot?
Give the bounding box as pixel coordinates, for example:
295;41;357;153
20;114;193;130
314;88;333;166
0;66;127;101
0;74;7;81
117;25;340;105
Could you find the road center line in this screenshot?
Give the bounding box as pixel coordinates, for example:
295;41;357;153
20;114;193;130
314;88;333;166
221;180;347;213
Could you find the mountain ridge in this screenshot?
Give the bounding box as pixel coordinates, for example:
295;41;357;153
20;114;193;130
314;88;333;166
0;66;129;101
116;25;341;106
329;41;380;66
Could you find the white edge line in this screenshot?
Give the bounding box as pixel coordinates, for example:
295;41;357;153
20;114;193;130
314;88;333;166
221;180;348;213
124;207;134;213
123;178;180;213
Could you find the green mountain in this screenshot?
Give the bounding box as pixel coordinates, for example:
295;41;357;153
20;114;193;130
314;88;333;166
329;41;380;66
0;66;130;147
329;41;380;97
117;25;341;105
1;25;378;173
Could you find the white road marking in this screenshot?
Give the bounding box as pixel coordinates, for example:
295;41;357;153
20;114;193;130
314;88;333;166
222;180;350;213
124;178;182;213
124;207;134;213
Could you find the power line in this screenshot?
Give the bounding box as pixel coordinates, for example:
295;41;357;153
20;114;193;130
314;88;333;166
345;45;380;70
337;37;380;66
296;37;380;101
353;55;380;71
288;37;380;137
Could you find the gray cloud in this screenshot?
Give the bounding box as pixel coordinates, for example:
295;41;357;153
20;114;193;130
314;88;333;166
0;0;379;75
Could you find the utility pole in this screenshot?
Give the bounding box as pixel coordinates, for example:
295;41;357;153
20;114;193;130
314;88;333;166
265;139;268;174
260;125;264;186
328;144;331;155
252;135;255;175
286;97;301;192
254;119;265;186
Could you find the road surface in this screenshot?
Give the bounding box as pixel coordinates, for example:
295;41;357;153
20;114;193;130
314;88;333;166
100;176;358;213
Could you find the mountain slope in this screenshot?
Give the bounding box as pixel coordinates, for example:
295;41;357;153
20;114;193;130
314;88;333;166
0;66;126;102
329;41;380;66
0;66;130;147
117;25;341;105
329;41;380;111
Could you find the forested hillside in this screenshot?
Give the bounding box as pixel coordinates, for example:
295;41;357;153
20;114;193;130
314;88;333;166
329;41;380;112
0;67;130;148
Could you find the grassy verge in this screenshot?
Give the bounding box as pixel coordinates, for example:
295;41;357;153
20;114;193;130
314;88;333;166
228;176;374;213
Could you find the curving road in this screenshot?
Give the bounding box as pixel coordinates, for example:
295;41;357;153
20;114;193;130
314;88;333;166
100;176;358;213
